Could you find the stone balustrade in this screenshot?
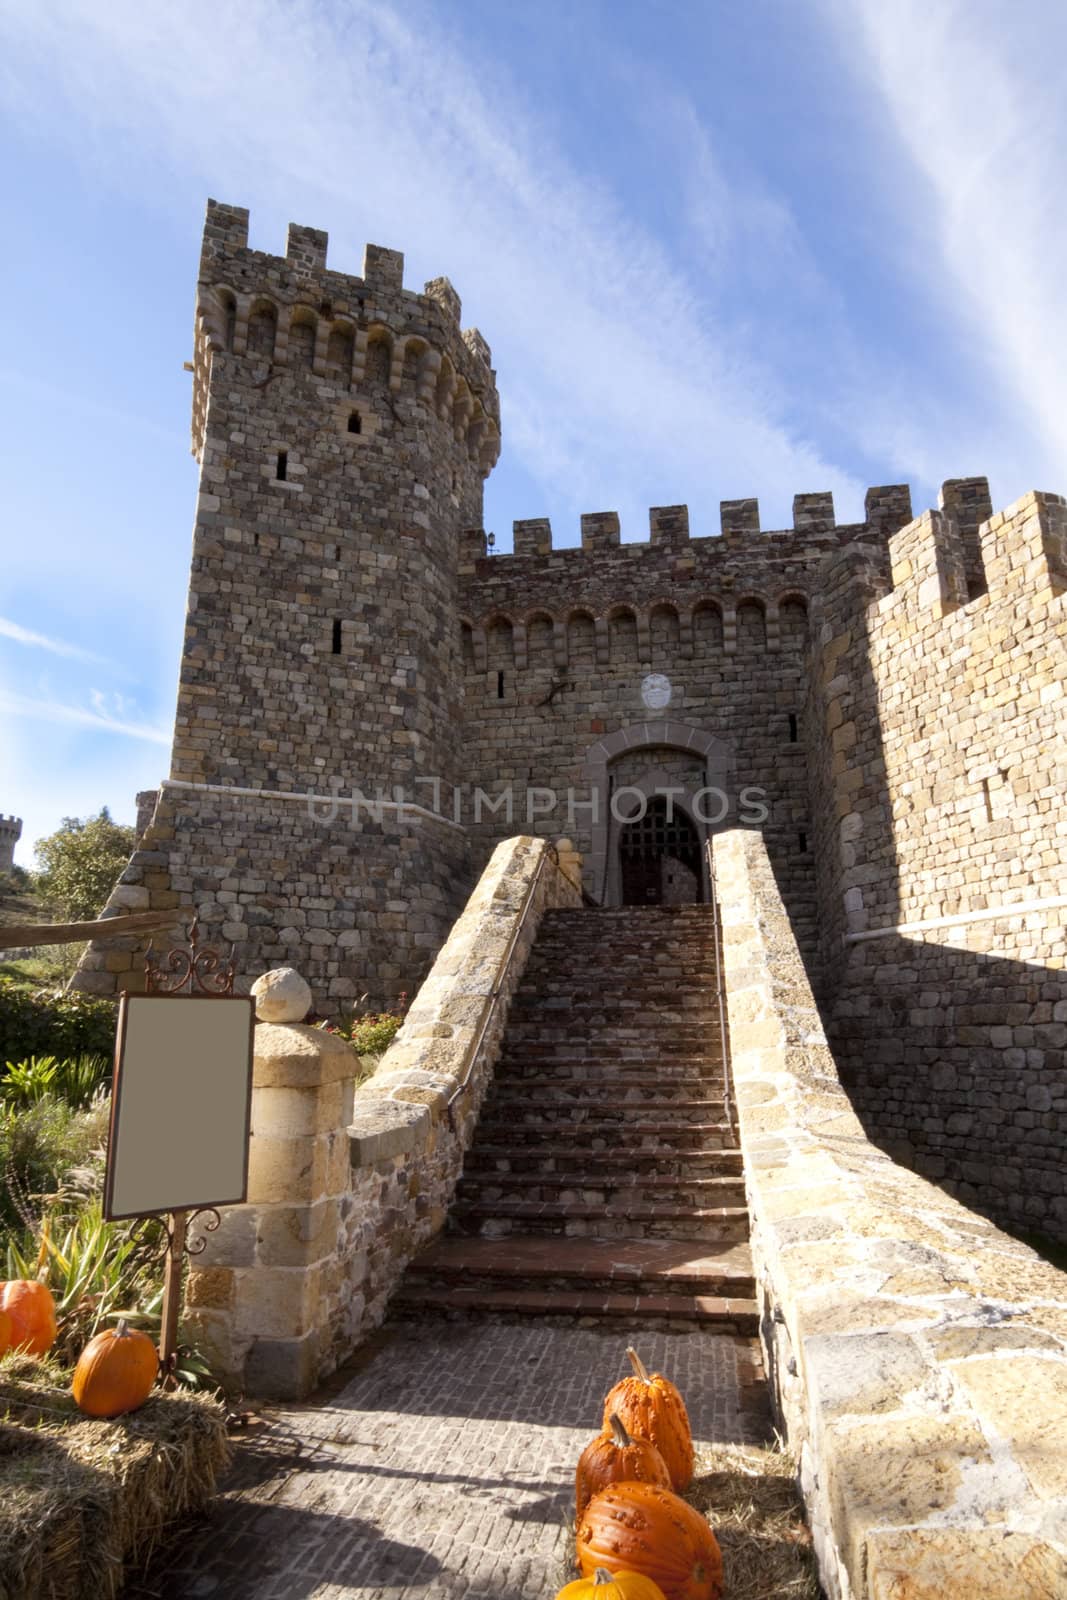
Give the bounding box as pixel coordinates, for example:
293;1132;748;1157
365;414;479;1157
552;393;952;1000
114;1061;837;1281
184;834;581;1397
714;826;1067;1599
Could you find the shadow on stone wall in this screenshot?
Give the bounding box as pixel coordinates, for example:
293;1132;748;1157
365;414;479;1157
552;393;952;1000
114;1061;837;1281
806;490;1067;1243
830;934;1067;1244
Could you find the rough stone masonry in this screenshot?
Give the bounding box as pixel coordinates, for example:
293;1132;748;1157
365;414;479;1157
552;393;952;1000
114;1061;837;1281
74;200;1066;1243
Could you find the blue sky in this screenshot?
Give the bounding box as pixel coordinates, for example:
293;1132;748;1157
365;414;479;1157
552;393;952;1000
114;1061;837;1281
1;0;1065;867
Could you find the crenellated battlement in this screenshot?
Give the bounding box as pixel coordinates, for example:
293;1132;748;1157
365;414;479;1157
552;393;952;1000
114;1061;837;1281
462;483;917;569
190;200;499;471
880;481;1065;620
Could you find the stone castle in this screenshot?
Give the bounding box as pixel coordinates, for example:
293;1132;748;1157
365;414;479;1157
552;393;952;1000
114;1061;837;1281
76;200;1067;1245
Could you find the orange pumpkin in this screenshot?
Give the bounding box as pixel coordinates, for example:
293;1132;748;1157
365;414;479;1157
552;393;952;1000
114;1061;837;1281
72;1318;159;1418
557;1569;668;1600
577;1482;723;1600
603;1347;694;1491
0;1280;57;1357
576;1412;672;1518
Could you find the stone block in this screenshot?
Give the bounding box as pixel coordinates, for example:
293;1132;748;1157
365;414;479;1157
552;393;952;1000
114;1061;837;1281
349;1099;431;1166
243;1330;321;1401
254;1199;340;1267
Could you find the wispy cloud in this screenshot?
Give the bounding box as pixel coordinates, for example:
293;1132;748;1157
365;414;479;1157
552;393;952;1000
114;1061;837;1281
820;0;1067;492
0;615;112;665
0;0;864;532
0;689;170;744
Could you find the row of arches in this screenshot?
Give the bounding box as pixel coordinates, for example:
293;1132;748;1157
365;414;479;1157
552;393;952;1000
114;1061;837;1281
461;593;809;672
195;284;500;476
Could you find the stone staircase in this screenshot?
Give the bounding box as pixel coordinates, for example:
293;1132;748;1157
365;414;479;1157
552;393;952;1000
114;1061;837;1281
392;906;757;1331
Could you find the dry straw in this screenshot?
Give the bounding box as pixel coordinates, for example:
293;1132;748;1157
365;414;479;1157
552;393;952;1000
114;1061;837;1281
558;1437;821;1600
0;1352;230;1600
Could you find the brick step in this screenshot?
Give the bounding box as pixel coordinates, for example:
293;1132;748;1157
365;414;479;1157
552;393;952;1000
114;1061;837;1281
505;1011;723;1036
455;1173;747;1209
401;1234;755;1294
519;946;716;963
499;1044;722;1064
388;1284;759;1332
446;1200;750;1243
474;1118;737;1147
485;1082;727;1108
466;1145;744;1173
520;959;715;979
508;998;716;1011
489;1056;723;1081
537;912;715;929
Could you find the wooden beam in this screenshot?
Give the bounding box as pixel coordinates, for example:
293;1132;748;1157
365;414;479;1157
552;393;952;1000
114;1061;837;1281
0;910;183;951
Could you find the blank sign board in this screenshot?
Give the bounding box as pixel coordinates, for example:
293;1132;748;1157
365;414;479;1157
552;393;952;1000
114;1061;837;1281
104;994;255;1220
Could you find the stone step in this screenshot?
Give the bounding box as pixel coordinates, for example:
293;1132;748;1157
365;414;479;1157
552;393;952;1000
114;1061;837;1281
457;1170;746;1205
522;952;715;971
402;1234;756;1295
447;1200;750;1243
505;1011;723;1036
510;992;718;1010
474;1118;737;1147
388;1284;759;1332
464;1147;744;1177
499;1044;721;1064
485;1082;727;1107
490;1067;721;1091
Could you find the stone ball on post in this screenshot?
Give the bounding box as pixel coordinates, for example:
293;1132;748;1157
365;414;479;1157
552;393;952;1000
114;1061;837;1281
250;967;313;1024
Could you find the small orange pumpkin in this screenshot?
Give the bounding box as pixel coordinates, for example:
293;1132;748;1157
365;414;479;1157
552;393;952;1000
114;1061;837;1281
72;1318;159;1418
576;1412;672;1518
603;1347;694;1491
577;1482;723;1600
0;1280;57;1357
557;1568;667;1600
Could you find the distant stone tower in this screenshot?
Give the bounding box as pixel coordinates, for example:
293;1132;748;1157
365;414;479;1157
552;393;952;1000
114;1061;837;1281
74;201;500;1003
0;816;21;873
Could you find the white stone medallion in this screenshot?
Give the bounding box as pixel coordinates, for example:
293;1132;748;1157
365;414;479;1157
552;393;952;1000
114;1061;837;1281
640;673;672;710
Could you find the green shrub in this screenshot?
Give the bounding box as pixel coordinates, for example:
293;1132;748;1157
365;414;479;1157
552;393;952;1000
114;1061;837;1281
1;1055;112;1110
0;978;117;1065
318;998;407;1058
5;1198;167;1365
0;1093;110;1236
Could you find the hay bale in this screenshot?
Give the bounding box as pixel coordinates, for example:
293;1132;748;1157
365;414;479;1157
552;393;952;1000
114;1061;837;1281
0;1356;230;1600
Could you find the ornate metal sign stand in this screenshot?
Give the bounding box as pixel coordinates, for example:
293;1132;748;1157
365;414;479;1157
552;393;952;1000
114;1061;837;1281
143;918;236;1386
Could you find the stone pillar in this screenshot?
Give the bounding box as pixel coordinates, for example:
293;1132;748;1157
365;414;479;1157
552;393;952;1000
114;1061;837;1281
184;968;356;1399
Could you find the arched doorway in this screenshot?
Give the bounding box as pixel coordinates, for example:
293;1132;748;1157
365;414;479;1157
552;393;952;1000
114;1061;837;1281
618;796;703;905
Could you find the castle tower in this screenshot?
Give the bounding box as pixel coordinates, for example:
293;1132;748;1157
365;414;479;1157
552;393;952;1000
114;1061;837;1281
181;201;500;799
73;202;500;1004
0;816;22;874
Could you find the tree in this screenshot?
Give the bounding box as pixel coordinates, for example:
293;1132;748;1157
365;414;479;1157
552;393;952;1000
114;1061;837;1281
33;809;136;921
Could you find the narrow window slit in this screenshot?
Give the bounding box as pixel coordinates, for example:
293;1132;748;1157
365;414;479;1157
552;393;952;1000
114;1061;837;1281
798;831;808;852
497;670;505;699
347;412;362;434
788;712;798;743
332;619;342;654
276;450;288;481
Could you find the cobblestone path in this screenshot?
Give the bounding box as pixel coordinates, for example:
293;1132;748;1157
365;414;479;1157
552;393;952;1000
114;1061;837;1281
127;1321;769;1599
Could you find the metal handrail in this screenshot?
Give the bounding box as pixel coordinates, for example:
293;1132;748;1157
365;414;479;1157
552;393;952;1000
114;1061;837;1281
444;840;557;1124
705;839;735;1138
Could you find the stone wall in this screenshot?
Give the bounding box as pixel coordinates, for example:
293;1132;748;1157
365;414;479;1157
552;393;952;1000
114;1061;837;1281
456;491;916;969
72;781;470;1010
715;826;1067;1600
184;834;581;1397
808;488;1067;1237
810;488;1066;946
